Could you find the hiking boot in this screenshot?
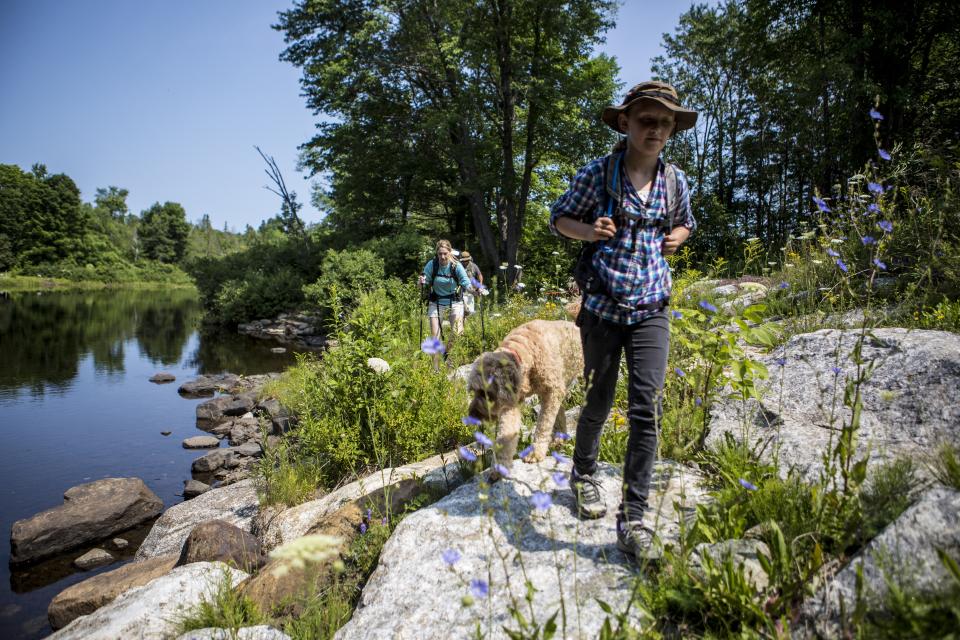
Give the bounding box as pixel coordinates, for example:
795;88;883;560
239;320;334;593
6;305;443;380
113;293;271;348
570;472;606;519
617;520;663;564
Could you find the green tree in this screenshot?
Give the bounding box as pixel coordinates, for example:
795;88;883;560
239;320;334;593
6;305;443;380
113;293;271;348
139;201;190;264
94;186;129;220
276;0;618;280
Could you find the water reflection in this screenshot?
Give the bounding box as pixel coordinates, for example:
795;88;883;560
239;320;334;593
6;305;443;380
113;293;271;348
0;289;201;400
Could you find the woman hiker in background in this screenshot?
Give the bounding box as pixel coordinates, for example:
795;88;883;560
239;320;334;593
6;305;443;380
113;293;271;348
419;239;472;370
459;251;484;318
549;81;698;563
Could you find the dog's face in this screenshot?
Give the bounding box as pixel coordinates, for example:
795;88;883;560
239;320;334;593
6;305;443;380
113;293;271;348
467;352;522;421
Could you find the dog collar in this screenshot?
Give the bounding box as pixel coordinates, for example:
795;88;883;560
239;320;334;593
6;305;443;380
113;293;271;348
499;346;522;366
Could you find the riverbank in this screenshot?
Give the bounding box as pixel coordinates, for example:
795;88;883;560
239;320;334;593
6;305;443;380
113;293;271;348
0;274;196;293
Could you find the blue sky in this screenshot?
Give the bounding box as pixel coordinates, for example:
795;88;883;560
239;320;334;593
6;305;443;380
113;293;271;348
1;1;698;231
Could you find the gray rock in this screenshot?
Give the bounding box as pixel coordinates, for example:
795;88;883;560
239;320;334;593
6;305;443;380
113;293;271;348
148;372;175;383
10;478;163;564
74;548;115;570
112;537;129;549
233;443;263;458
136;479;259;561
270;347;287;353
192;449;234;473
712;284;739;297
178;374;240;398
334;459;708;640
706;328;960;484
176;626;290;640
183;436;220;449
795;487;960;639
196;395;257;429
48;562;247;640
183;480;211;499
691;539;770;591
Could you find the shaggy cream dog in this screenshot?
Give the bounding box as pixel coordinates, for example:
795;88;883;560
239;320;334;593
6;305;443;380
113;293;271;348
467;319;583;474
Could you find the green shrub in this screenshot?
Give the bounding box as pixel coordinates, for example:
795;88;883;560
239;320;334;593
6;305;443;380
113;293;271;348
858;458;919;545
213;266;305;326
931;443;960;491
176;571;264;633
302;248;385;326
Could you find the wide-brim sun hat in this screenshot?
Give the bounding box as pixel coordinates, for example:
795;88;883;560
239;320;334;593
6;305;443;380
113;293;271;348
601;80;698;134
460;251;472;261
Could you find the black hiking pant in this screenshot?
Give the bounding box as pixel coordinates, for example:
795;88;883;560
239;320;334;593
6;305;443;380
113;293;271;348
572;309;670;524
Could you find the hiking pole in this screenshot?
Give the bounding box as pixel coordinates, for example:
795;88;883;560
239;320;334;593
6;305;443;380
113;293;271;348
418;283;424;344
479;289;486;350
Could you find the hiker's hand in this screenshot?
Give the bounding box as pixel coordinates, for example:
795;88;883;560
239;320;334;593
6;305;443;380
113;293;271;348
418;275;426;285
662;226;690;256
592;217;617;242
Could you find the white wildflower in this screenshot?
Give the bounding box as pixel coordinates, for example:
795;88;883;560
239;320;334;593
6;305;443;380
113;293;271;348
269;534;343;577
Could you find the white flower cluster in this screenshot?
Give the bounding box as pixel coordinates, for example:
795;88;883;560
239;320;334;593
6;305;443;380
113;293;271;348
269;534;343;577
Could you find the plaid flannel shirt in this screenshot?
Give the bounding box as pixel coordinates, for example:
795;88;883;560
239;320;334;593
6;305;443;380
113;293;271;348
549;154;696;325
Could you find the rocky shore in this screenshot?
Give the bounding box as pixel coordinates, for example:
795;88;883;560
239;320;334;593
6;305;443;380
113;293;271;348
12;322;960;639
237;312;328;349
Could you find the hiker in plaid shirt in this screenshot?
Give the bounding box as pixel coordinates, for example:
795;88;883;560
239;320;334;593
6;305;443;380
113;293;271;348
549;80;697;564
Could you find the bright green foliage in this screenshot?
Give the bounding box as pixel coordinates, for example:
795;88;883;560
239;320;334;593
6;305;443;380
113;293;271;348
302;248;385;326
213;266;307;327
931;443;960;491
176;571;265;633
138;201;191;263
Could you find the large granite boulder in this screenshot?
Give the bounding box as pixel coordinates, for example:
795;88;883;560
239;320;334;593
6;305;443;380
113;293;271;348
706;328;960;483
334;459;708;640
196;394;258;430
10;478;163;564
795;486;960;638
48;554;179;630
176;626;290;640
176;520;265;573
48;562;248;640
136;479;259;561
255;451;458;551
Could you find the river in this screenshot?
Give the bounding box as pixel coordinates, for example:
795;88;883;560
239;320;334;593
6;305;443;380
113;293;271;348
0;288;299;638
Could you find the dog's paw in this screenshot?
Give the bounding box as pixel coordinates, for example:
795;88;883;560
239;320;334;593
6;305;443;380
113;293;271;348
522;447;547;464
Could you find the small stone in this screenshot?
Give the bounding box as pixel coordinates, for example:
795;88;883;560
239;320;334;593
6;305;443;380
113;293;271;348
149;372;176;383
161;431;172;436
183;480;211;499
270;347;287;354
233;443;263;458
74;548;114;570
112;538;129;550
183;436;221;449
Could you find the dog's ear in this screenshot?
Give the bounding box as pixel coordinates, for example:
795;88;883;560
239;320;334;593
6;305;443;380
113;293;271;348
486;353;521;404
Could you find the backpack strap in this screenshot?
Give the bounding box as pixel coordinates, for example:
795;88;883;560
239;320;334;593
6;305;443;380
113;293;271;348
662;162;682;234
603;152;624;226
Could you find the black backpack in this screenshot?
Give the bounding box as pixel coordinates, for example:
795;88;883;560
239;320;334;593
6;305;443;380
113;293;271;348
422;257;464;303
572;152;684;305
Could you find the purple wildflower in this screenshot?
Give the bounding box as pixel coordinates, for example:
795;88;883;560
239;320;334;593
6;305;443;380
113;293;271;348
381;517;388;525
671;310;683;319
421;337;445;355
699;300;718;313
878;220;893;233
861;235;876;246
554;432;571;441
778;281;790;290
492;463;510;478
775;357;787;366
530;491;553;511
868;204;880;214
739;478;758;491
552;471;567;486
812;196;831;213
459;446;478;462
442;549;461;565
694;397;703;407
868;182;884;195
359;522;367;534
366;508;372;520
836;259;848;273
551;451;570;464
826;248;840;258
873;258;887;270
869;108;884;121
462;416;482;426
831;366;842;376
519;445;534;459
470;579;489;598
878;149;891;161
474;431;493;448
470;277;482;289
674;367;685;377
